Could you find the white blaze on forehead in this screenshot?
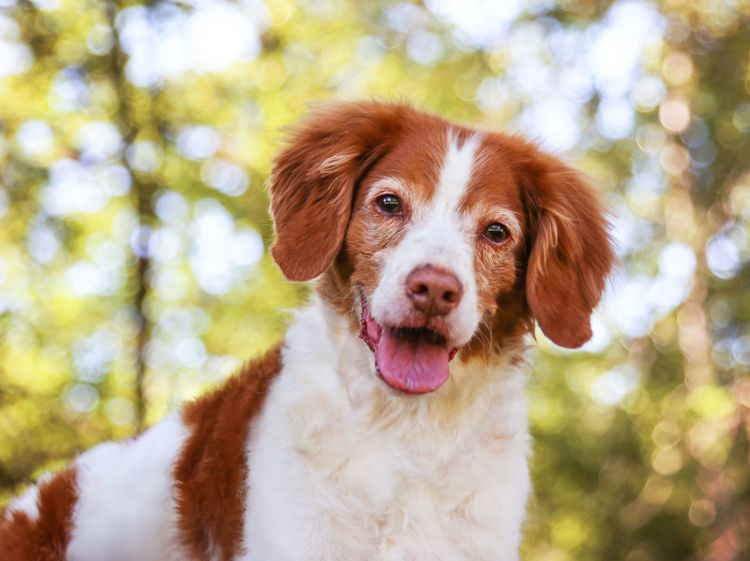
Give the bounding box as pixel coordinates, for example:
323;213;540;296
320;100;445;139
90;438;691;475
433;132;483;214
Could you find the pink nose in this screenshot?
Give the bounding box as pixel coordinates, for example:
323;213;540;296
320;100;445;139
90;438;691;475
405;266;463;317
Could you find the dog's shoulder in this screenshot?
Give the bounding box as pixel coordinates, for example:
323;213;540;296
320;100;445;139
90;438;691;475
174;343;282;560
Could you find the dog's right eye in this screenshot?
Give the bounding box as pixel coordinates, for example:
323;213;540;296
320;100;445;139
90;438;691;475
375;194;404;216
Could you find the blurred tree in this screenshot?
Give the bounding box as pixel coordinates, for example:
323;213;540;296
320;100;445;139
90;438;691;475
0;0;748;560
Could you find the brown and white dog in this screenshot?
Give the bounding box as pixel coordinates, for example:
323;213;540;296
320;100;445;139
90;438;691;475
0;101;614;561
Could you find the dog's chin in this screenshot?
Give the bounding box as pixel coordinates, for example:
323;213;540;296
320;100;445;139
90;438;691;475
359;297;458;395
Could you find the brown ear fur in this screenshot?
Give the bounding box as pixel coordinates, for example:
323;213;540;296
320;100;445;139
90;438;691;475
510;139;615;348
269;101;408;281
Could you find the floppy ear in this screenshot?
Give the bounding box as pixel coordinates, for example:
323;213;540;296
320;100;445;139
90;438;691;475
512;141;615;348
269;101;407;281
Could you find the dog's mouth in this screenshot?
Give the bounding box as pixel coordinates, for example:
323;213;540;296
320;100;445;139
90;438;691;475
359;297;458;395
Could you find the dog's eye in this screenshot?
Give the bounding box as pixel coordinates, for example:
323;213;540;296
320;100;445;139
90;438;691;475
375;194;403;216
483;223;509;244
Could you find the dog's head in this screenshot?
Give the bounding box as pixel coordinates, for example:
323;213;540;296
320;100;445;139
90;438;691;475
270;101;615;395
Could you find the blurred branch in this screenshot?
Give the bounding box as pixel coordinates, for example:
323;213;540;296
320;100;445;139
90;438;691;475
102;0;161;432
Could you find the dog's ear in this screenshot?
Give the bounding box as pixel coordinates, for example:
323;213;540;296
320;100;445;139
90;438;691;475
510;139;615;348
269;101;407;281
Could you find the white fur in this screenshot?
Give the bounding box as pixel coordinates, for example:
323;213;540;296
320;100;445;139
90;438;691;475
66;415;189;561
371;131;482;345
243;300;531;561
436;132;483;211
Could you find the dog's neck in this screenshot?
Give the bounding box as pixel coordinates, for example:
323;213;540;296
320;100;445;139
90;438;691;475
281;295;531;452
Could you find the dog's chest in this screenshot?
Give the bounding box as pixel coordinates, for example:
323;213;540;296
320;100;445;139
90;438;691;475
243;374;530;561
309;420;526;560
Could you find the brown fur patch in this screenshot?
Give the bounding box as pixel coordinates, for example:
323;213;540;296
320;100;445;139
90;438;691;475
0;467;78;561
174;345;282;561
502;136;615;348
270;101;419;282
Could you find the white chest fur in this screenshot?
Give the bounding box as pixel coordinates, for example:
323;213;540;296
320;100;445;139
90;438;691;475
242;303;531;561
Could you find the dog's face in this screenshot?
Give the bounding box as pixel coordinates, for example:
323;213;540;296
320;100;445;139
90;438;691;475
270;102;614;394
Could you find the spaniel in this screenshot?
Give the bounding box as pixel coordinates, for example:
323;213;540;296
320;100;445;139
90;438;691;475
0;101;614;561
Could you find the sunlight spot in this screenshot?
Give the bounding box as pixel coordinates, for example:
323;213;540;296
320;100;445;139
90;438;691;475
591;365;639;406
0;15;33;77
587;0;664;98
189;199;264;295
155;191;190;224
581;313;612;352
43;160;108;215
201;159;249;196
77;122;123;162
597;97;635;139
407;30;443;64
126;141;160;172
16;120;54;159
27;223;61;264
50;67;90;112
426;0;523;48
706;232;742;279
74;331;120;383
659;98;691;133
662;51;693;86
659;243;696;280
520;98;580;152
116;1;266;86
177;125;222;160
232;229;264;267
174;336;207;369
65;383;100;414
631;75;666;111
87;23;114;55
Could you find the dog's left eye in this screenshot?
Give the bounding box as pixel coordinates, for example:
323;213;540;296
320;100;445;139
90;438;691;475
375;194;404;216
483;223;509;244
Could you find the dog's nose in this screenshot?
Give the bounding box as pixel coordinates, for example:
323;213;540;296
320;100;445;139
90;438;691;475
405;265;463;317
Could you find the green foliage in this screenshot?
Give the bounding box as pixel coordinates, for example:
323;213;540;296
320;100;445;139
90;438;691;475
1;0;749;559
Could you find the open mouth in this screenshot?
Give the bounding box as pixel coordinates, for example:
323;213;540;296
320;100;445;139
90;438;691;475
359;297;458;395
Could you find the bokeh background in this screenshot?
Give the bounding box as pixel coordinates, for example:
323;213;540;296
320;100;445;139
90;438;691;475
0;0;749;559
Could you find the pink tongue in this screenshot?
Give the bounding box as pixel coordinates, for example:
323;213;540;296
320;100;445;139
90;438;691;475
375;329;451;394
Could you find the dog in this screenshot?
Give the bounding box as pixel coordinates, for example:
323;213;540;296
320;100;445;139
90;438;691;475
0;101;614;561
